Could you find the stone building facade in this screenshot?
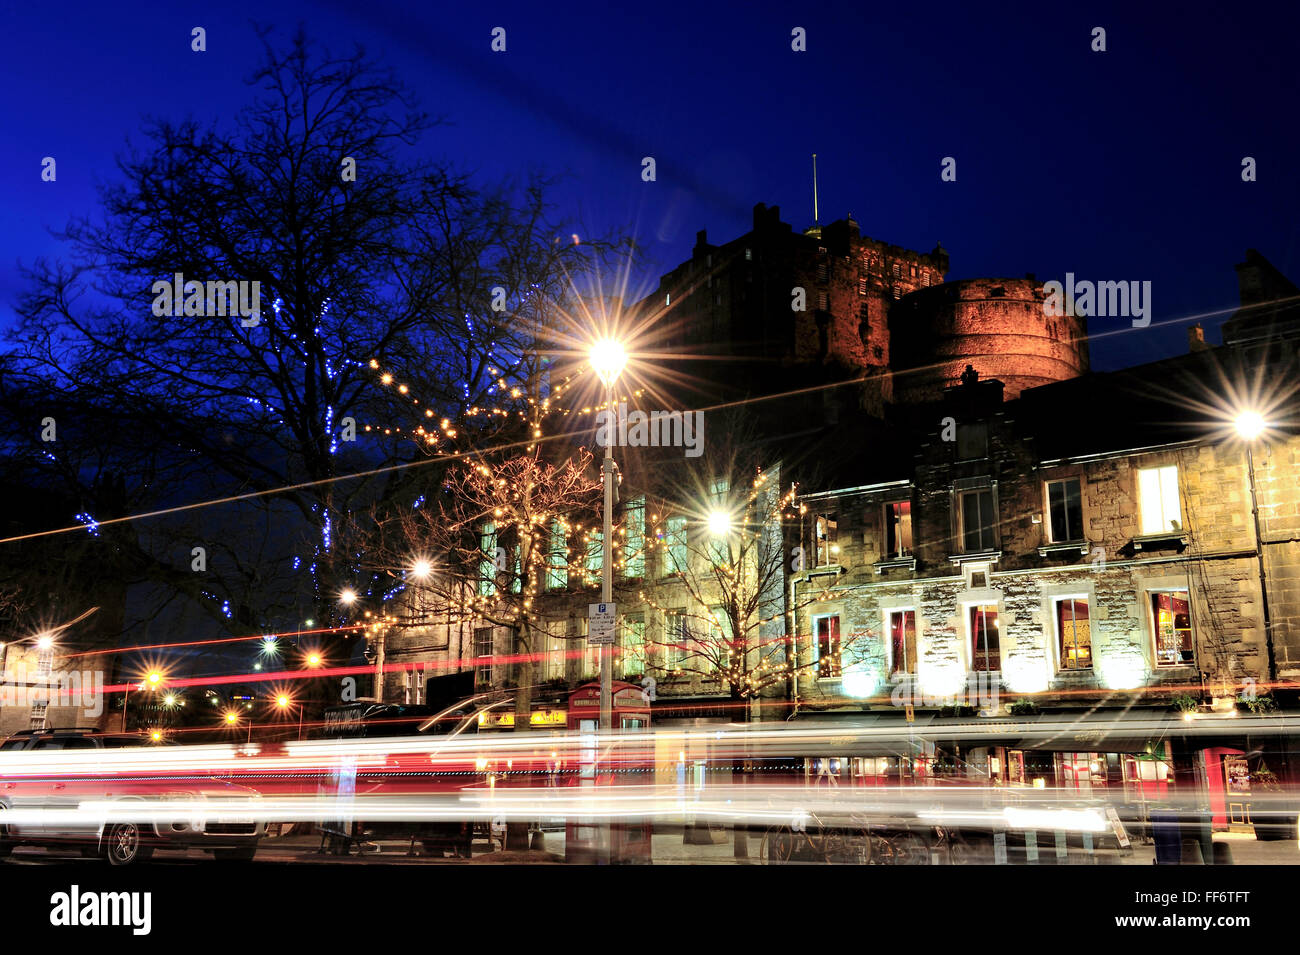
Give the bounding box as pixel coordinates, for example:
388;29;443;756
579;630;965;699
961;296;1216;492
380;239;1300;727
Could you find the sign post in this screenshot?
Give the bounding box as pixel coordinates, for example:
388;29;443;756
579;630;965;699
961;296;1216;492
589;602;616;646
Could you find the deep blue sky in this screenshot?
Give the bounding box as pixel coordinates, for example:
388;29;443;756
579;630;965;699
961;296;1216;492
3;0;1297;370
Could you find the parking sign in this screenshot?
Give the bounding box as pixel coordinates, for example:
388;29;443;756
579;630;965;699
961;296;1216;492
589;602;616;645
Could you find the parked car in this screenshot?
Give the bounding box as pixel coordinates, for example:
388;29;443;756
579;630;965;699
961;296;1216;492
0;728;264;865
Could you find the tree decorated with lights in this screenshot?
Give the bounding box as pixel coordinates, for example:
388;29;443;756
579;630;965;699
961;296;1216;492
636;462;847;713
11;27;628;714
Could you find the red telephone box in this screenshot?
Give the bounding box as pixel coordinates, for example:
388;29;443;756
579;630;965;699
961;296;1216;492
565;681;653;864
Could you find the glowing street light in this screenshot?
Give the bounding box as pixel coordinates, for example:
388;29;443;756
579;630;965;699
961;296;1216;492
1235;410;1266;440
35;634;54;651
411;558;432;580
276;694;305;740
708;510;733;537
339;588;357;606
146;670;163;688
589;339;628;387
306;653;322;668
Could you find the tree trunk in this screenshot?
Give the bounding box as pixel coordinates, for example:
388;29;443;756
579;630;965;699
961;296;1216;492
732;686;750;860
506;626;534;851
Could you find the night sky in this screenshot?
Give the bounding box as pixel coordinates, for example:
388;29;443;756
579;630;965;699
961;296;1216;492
3;0;1298;370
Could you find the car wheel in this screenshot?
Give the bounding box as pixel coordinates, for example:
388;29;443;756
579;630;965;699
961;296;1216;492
212;846;258;862
103;823;152;866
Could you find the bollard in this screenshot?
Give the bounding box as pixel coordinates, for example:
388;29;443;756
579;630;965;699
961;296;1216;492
1212;841;1234;866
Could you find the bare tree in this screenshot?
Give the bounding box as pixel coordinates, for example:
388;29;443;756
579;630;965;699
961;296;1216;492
8;27;627;707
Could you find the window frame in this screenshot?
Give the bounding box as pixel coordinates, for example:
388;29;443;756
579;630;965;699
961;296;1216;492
1053;595;1092;671
623;497;646;579
1137;465;1182;536
473;627;495;687
968;603;1001;672
546;520;568;590
888;608;918;676
815;514;839;567
1149;588;1194;668
621;613;647;678
957;487;998;553
1045;476;1084;543
883;500;913;558
813;613;842;679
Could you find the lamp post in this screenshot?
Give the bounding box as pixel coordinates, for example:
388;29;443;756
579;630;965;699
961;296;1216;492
1236;411;1277;683
590;339;627;734
278;695;304;741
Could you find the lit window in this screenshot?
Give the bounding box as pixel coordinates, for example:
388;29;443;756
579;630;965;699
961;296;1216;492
884;501;912;557
708;606;732;674
477;522;497;597
663;516;687;575
969;605;1000;671
623;497;645;578
1055;597;1091;670
1151;591;1193;667
663;609;688;670
889;610;917;675
474;628;494;688
815;514;839;566
709;479;730;565
1138;465;1181;535
1046;477;1083;542
959;489;997;552
584;532;603;586
621;614;646;677
815;615;841;678
546;520;567;589
544;619;567;680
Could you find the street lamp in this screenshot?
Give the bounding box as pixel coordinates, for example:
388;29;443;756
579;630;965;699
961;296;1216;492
277;694;305;741
590;338;628;736
1236;411;1277;682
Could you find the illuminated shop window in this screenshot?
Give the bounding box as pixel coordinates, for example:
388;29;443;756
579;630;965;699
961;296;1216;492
889;610;917;675
969;604;1000;671
1151;590;1193;667
1055;597;1091;670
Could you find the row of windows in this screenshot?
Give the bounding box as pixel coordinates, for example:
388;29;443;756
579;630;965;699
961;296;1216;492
810;589;1193;680
471;607;736;687
481;484;733;594
809;464;1185;568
